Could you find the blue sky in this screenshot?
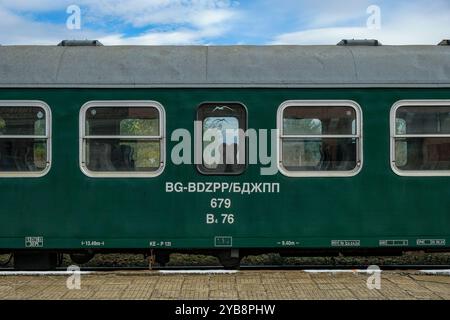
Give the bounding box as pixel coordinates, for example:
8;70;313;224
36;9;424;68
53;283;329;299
0;0;448;45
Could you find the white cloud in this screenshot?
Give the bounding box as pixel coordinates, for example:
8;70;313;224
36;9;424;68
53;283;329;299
271;2;450;45
191;9;236;28
0;6;106;45
95;0;239;45
101;30;200;45
0;0;72;12
298;0;373;28
0;0;448;46
83;0;239;28
0;0;240;45
99;22;231;45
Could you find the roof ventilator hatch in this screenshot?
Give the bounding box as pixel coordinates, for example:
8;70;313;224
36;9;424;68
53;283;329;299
337;39;382;46
57;40;103;46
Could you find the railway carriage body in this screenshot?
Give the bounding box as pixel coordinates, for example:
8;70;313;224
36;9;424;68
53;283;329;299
0;43;449;269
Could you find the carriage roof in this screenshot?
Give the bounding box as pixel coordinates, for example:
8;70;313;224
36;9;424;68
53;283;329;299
0;44;449;88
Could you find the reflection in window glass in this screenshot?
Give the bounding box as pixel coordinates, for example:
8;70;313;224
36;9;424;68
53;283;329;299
203;117;240;143
396;106;450;135
283;106;355;135
393;105;450;172
283;118;322;135
282;139;357;171
0;107;46;136
202;117;240;170
395;138;450;171
85;139;160;172
197;103;246;175
281;140;322;168
120;119;159;136
395;119;407;167
0;106;49;174
86;107;159;136
280;104;361;174
0;139;47;172
82;105;163;175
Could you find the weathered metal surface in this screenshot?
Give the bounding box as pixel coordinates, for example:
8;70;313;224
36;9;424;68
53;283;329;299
0;45;449;87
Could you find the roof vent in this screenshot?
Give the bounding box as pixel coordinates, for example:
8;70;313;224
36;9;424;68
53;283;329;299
438;39;450;46
337;39;381;46
57;40;103;47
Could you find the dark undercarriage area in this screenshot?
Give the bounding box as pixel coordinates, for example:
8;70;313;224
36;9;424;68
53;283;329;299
2;248;450;271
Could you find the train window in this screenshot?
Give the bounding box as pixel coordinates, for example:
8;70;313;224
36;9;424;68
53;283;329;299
277;100;363;177
80;101;165;178
196;102;247;175
0;101;51;177
391;100;450;176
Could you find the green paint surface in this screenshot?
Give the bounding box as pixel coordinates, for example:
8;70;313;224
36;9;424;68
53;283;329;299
0;88;449;250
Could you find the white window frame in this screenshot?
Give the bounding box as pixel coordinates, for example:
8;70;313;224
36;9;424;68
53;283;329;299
390;100;450;177
0;100;52;178
277;100;363;177
79;100;165;178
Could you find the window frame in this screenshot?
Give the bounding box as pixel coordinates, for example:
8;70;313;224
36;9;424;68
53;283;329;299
79;100;165;178
277;100;363;177
390;100;450;177
195;101;248;176
0;100;52;178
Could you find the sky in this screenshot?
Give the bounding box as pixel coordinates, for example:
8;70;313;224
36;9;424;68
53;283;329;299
0;0;448;45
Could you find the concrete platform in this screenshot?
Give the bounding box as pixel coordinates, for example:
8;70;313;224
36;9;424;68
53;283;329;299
0;270;449;300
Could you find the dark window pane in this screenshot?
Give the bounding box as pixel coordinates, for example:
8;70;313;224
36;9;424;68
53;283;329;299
395;137;450;171
86;107;159;136
0;138;47;171
396;106;450;134
282;138;357;171
0;107;46;136
85;139;160;172
283;106;356;135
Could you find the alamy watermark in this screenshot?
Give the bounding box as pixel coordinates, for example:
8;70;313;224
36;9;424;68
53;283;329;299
66;5;81;30
366;265;381;290
367;5;381;30
171;126;279;176
66;265;81;290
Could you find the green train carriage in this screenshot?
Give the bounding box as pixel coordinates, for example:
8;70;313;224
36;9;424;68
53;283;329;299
0;41;449;269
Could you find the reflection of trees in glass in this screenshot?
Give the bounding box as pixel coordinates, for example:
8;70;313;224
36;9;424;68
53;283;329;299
0;108;48;171
283;118;322;135
283;118;322;166
33;141;47;169
34;119;46;136
0;118;5;133
119;141;160;169
120;119;159;136
120;119;160;169
442;115;450;132
396;118;406;134
283;140;322;167
203;117;239;143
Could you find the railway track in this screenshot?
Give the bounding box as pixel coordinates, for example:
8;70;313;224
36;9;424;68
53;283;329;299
0;264;448;272
79;265;450;272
